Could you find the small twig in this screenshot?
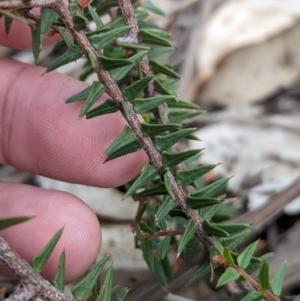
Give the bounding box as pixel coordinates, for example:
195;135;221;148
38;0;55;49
0;237;76;301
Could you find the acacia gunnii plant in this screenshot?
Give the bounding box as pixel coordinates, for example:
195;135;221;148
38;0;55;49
0;1;293;301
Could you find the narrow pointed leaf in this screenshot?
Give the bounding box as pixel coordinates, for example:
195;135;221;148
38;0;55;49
139;221;155;234
141;123;181;138
60;31;73;47
125;164;157;197
123;76;154;101
240;291;262;301
169;110;204;123
154;259;167;286
163;171;175;200
157;236;171;259
271;261;286;296
154;79;172;95
86;99;118;119
223;248;235;264
223;228;253;249
203;219;230;237
136;183;167;198
163;149;202;168
156;197;176;221
72;255;108;299
258;261;270;290
104;126;140;161
213;237;224;254
90;25;133;50
96;0;119;15
140;0;165;16
183;236;199;267
111;287;130;301
161;256;172;279
156;128;196;151
97;265;113;301
31;26;40;64
176;164;218;186
186;196;220;209
191;177;230;198
217;267;240;287
237;240;259;269
53;250;65;291
139;29;173;47
216;223;249;235
65;86;91;103
149;60;181;79
5;15;13;36
133;95;175;114
99;56;134;70
146;29;171;39
88;5;103;29
112;51;147;80
46;45;82;72
147;47;173;60
0;216;32;230
32;228;63;272
40;8;57;47
116;41;150;50
177;220;196;254
74;15;87;30
79;81;105;118
140;239;154;271
186;260;210;286
168;99;201;109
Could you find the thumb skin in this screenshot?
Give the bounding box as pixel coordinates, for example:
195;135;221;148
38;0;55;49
0;181;102;283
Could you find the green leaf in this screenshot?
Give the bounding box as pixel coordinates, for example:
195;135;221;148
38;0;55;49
86;99;118;119
157;236;171;259
139;29;173;47
223;228;253;249
116;41;151;50
46;45;82;72
65;86;91;103
140;0;166;16
213;237;224;254
135;183;167;198
72;255;108;299
88;5;103;29
0;216;32;230
178;220;196;254
217;267;240;287
146;29;171;39
271;261;286;296
147;47;173;60
74;15;87;30
104;126;140;161
154;79;173;95
53;250;65;291
97;265;113;301
153;259;168;286
141;123;181;138
163;171;175;200
125;164;157;197
169;110;204;123
176;164;218;186
237;240;259;269
240;291;262;301
223;248;235;264
40;8;57;47
191;177;231;198
215;223;249;235
186;260;210;286
79;81;105;118
96;0;119;15
59;30;74;47
4;15;13;36
133;95;175;114
90;25;133;50
258;261;270;290
111;287;130;301
293;296;300;301
99;55;134;70
123;76;153;101
203;220;230;237
112;51;147;81
163;149;202;168
156;197;176;221
149;60;180;79
168;99;201;110
161;256;172;279
139;221;155;234
186;196;220;210
183;236;199;267
156;128;196;151
32;228;63;272
31;26;40;64
140;238;154;271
